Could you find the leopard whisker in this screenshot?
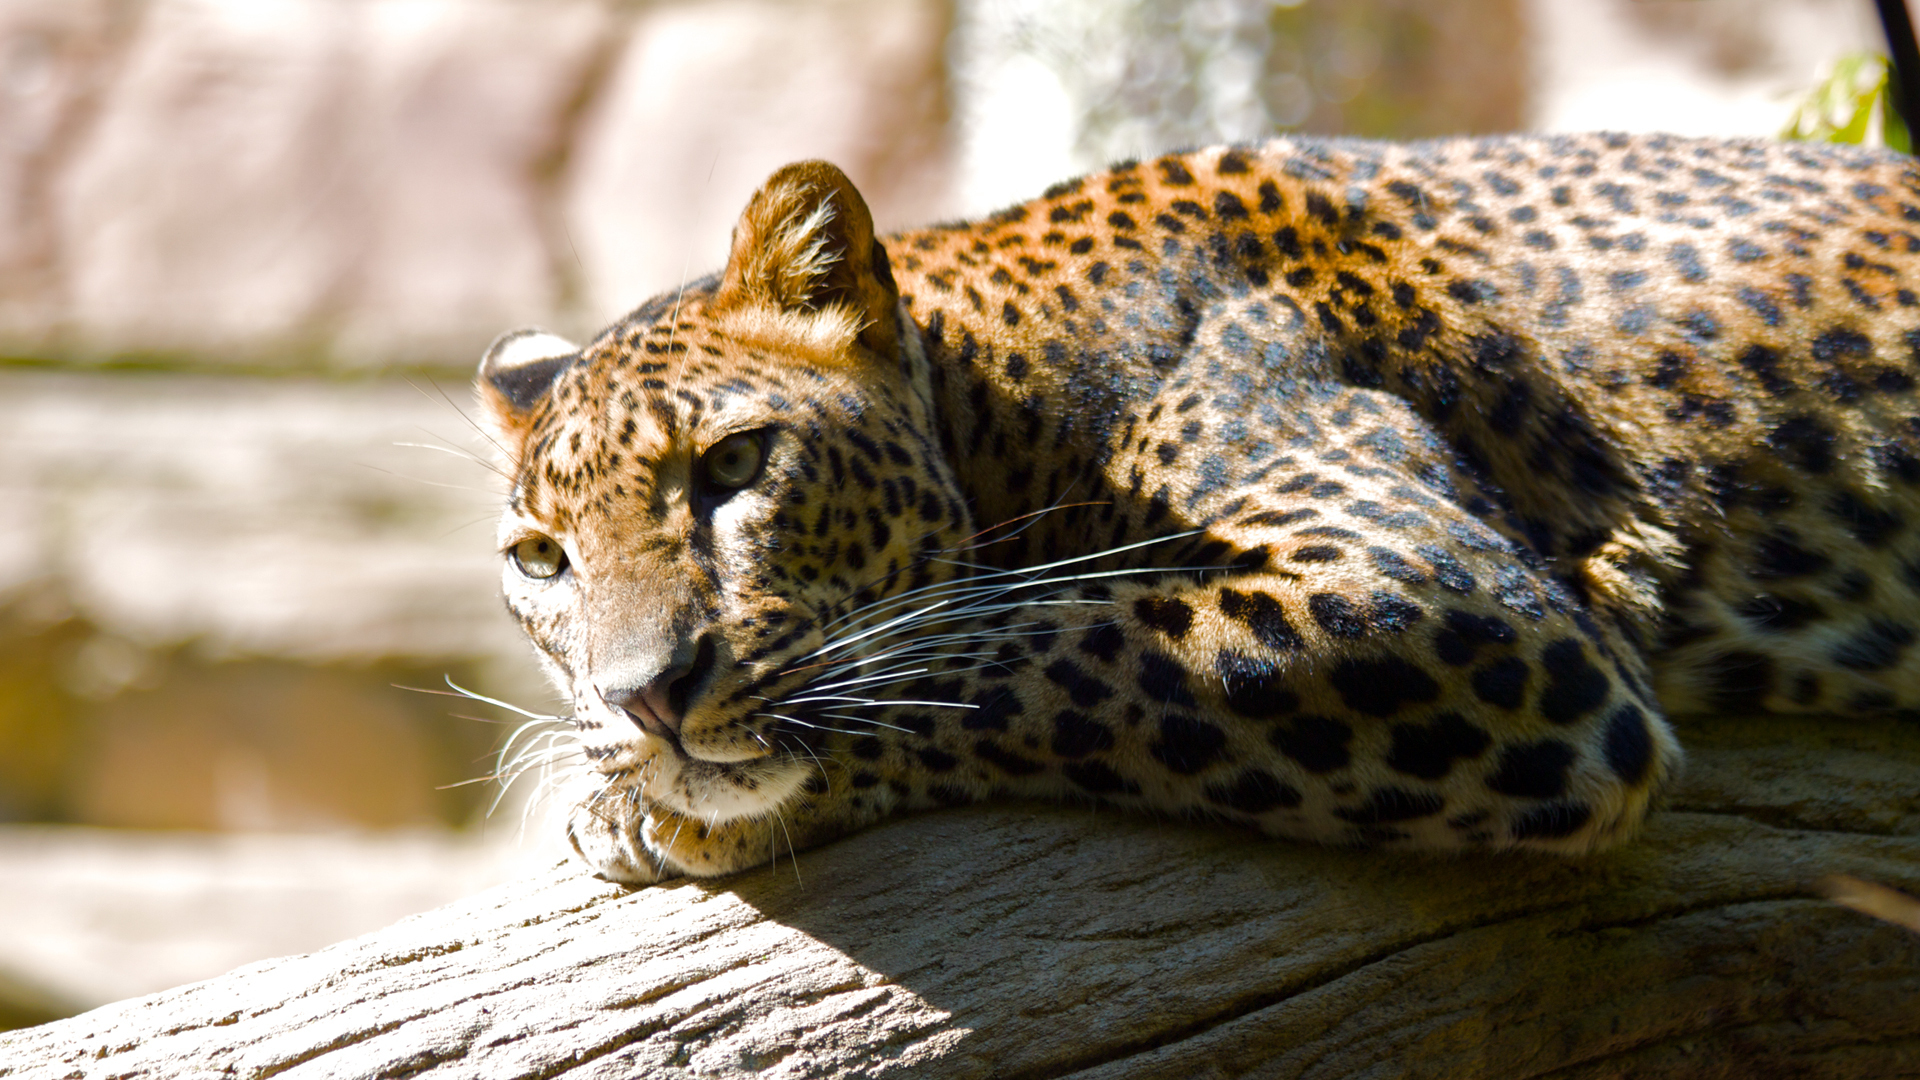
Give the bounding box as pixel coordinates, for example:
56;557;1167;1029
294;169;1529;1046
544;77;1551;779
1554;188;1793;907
951;498;1111;550
798;600;958;663
434;677;569;722
498;746;583;786
816;494;1126;630
817;543;1194;640
797;644;1003;681
791;648;1015;693
771;808;802;885
824;697;975;710
838;659;1011;687
809;606;1081;657
403;375;516;472
498;717;576;757
392;438;512;482
758;713;880;737
498;725;579;769
815;713;916;731
495;747;580;781
515;763;585;835
499;731;582;780
805;608;1079;665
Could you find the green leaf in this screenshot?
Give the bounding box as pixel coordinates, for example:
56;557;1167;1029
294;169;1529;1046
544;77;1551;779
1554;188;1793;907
1783;51;1909;150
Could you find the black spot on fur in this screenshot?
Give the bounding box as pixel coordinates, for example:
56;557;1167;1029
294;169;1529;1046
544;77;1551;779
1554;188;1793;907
1766;415;1837;474
1509;803;1592;840
1077;622;1126;663
1329;657;1440;717
1486;739;1577;799
1369;592;1424;633
1828;491;1904;547
1270;714;1353;773
962;688;1021;732
1536;639;1609;724
1063;760;1140;795
1051;710;1116;757
1733;594;1826;632
1417;546;1477;593
1044;660;1115;707
1751;532;1830;580
1309;593;1369;637
1334;787;1444;825
1137;650;1199;707
1213;191;1249;220
1737;344;1793;394
1385;712;1492;780
1602;704;1655;786
1218;588;1305;650
1158;157;1195;185
1151;714;1228;774
1205;769;1303;814
1369;547;1429;584
1812;326;1871;365
1832;620;1916;671
1471;657;1530;710
1291;545;1344;563
1215;649;1300;717
973;740;1045;776
1433;610;1517;666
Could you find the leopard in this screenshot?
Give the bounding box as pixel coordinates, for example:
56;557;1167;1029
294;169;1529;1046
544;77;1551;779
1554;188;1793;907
475;133;1920;884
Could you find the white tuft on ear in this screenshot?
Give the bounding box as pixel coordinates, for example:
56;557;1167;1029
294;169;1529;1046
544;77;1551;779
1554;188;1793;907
475;328;582;460
484;329;579;373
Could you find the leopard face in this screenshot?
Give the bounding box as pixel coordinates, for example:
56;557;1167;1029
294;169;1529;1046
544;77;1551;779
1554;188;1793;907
480;167;974;829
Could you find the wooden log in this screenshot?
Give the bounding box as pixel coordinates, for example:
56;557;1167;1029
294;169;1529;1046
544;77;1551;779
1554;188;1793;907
3;712;1918;1079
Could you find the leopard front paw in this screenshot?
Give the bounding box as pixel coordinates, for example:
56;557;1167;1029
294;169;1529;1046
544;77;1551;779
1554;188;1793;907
565;787;672;885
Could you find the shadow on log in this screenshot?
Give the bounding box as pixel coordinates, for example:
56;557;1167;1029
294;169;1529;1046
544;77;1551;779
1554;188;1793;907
3;713;1919;1079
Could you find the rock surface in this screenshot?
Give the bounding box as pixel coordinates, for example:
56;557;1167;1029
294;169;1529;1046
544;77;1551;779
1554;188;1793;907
0;368;514;661
0;0;953;370
3;711;1916;1079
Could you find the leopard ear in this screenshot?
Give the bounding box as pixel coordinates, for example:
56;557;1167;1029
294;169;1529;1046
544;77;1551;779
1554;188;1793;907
717;160;900;359
475;328;579;460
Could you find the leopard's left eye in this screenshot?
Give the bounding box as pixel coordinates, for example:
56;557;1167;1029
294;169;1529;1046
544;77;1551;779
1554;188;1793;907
510;535;567;579
700;431;767;493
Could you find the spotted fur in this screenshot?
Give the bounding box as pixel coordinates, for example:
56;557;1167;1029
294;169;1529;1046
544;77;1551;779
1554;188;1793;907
477;136;1920;882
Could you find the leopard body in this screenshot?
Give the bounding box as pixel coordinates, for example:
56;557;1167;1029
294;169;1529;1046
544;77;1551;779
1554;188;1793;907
476;134;1920;882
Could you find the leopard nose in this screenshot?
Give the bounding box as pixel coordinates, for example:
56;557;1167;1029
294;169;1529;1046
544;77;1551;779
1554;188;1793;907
600;677;684;741
598;634;718;741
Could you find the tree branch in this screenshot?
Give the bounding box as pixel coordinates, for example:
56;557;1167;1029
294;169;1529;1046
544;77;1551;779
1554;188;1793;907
5;712;1918;1079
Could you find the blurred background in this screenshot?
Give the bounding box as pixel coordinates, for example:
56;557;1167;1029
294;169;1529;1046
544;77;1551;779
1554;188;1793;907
0;0;1888;1030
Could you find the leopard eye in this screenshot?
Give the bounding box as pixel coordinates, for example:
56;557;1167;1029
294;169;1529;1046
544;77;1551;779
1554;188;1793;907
700;431;766;493
510;535;567;579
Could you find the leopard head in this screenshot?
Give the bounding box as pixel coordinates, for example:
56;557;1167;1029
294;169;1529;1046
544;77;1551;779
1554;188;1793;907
476;162;973;824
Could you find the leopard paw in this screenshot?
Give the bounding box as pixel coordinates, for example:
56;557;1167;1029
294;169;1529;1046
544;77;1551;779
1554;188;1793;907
565;786;671;885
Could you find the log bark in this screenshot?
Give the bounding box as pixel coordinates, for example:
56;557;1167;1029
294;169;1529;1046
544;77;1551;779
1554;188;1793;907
4;713;1919;1080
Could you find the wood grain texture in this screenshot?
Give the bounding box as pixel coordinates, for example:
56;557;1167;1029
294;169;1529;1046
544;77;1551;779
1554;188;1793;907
3;713;1918;1079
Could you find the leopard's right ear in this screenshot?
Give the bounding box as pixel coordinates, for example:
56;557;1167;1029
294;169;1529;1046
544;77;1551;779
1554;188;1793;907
475;328;579;460
715;160;899;361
